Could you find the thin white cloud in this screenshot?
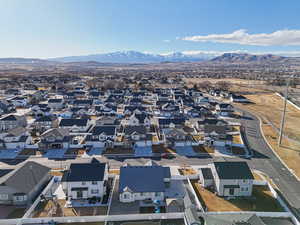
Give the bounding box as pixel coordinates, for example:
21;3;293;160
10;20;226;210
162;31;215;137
182;29;300;46
163;39;171;43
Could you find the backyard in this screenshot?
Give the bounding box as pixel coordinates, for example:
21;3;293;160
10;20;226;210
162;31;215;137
191;180;284;212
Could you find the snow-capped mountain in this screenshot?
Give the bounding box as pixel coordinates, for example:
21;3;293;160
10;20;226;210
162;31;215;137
50;51;217;63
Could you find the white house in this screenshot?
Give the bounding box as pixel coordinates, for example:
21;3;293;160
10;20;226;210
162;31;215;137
48;98;64;110
199;162;254;197
59;118;91;133
119;162;171;203
61;159;108;201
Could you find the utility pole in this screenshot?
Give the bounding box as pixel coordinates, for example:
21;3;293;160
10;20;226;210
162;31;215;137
278;75;292;146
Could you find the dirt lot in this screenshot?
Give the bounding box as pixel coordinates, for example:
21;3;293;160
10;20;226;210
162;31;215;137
191;181;283;212
33;199;107;217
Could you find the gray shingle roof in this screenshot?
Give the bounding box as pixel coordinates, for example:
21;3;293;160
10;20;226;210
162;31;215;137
62;160;106;182
0;161;50;194
119;165;170;193
214;162;254;180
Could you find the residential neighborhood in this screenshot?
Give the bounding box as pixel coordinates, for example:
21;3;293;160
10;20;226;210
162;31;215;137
1;1;300;224
0;75;298;225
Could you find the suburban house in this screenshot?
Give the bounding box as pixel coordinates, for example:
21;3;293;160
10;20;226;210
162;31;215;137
230;94;248;103
33;116;57;131
215;103;234;117
59;118;91;133
199;162;254;197
48;98;64;110
119;162;171;203
0;114;27;131
1;127;31;150
203;125;228;146
61;159;108;201
8;96;28;107
39;128;70;150
127;112;151;126
85;125;117;148
0;161;51;205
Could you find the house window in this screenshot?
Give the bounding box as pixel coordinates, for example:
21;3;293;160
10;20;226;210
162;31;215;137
0;194;8;200
91;189;99;194
241;187;248;192
92;181;98;185
123;193;130;199
14;195;27;202
155;192;161;197
140;192;144;196
82;182;86;185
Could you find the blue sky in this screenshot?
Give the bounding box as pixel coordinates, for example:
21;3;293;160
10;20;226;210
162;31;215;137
1;0;300;58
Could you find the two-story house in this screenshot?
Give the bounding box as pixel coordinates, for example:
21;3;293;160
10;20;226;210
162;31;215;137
61;159;108;201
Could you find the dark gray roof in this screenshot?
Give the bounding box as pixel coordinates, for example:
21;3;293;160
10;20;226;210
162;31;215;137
90;125;116;136
0;114;18;121
59;118;88;127
48;98;63;103
119;165;170;193
0;161;50;194
204;125;226;134
62;160;106;182
124;126;147;135
214;162;254;180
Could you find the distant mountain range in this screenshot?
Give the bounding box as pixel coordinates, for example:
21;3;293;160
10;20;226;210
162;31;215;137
0;51;298;64
210;53;287;63
49;51;215;63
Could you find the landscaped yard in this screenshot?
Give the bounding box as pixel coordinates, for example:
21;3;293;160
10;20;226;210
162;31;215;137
191;181;284;212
